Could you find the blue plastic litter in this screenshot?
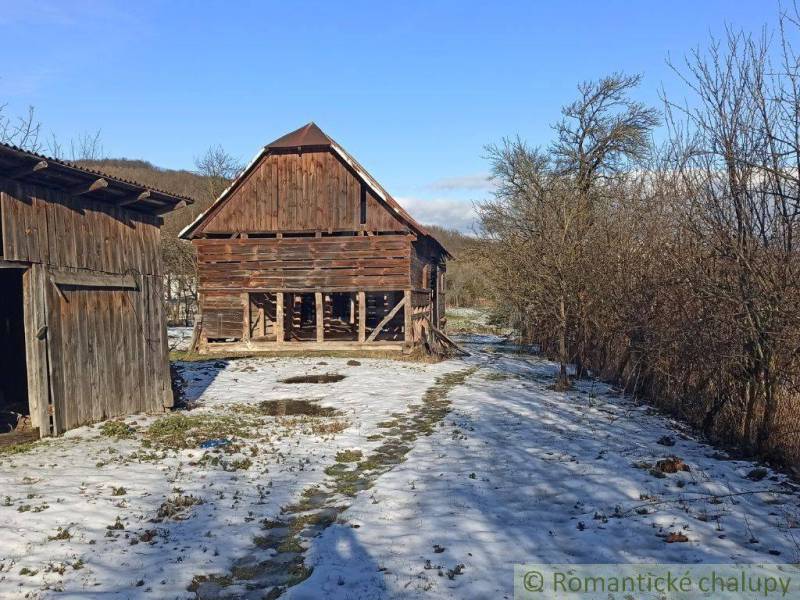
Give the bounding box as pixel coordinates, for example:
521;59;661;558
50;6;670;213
200;438;231;449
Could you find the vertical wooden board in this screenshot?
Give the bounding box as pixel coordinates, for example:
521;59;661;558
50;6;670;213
315;291;324;342
242;292;251;340
358;290;366;342
275;291;284;342
120;287;135;415
57;286;75;429
151;275;172;409
139;282;152;413
276;156;286;230
90;287;105;422
323;152;333;229
270;157;279;229
109;288;124;417
253;163;264;232
75;289;92;427
23;265;52;436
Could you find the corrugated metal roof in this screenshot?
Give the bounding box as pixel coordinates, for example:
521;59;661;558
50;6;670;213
180;123;451;257
0;142;194;209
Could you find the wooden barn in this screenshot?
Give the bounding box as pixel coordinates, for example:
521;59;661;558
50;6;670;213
181;123;451;353
0;143;192;440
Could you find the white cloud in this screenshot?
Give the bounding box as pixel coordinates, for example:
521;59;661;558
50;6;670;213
426;173;495;193
395;196;478;233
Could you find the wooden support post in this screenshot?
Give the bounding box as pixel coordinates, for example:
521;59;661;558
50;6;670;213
257;302;266;338
404;289;412;345
358;291;366;343
241;293;251;341
315;291;324;343
275;292;284;343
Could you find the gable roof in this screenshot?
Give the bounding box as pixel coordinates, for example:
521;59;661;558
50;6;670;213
180;123;450;257
0;142;193;216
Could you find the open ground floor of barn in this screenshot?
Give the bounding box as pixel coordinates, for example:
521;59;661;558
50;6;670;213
0;335;798;599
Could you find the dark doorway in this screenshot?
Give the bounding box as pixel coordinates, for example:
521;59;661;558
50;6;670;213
0;269;29;434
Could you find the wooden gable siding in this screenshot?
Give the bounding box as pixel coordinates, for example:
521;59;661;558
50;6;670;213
197;235;412;339
0;179;162;276
197;149;406;234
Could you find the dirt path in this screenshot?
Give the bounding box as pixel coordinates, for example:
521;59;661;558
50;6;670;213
189;368;477;600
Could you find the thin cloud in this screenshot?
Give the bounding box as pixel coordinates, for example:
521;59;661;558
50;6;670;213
396;196;478;233
426;173;495;193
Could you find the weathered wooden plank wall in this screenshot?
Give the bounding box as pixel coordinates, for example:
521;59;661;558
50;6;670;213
0;177;171;434
197;235;413;339
196;150;406;234
1;180;161;273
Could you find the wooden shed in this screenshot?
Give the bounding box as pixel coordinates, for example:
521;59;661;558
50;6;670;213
180;123;451;353
0;144;192;440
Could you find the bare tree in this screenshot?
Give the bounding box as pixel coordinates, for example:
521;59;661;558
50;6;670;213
195;144;242;202
0;104;42;151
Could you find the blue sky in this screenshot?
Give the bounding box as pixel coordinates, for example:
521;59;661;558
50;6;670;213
0;1;785;230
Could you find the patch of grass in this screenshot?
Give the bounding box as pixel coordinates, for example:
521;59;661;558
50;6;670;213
0;439;47;456
357;458;382;472
335;449;363;463
310;419;350;435
277;536;304;553
111;486;127;496
48;527;72;541
156;494;204;520
225;458;252;471
324;463;350;477
145;413;259;450
99;420;135;439
187;574;234;592
286;565;313;586
482;370;512;381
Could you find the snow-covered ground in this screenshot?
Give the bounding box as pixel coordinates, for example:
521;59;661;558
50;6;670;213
168;327;194;352
1;336;798;599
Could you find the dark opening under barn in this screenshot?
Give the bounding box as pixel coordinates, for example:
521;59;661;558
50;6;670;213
0;268;29;433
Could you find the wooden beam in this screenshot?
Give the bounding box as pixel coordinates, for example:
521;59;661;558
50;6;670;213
315;291;324;342
6;160;48;180
67;177;108;196
0;259;27;269
358;291;366;343
117;190;151;207
404;289;412;345
367;295;407;343
275;292;285;343
50;271;137;290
